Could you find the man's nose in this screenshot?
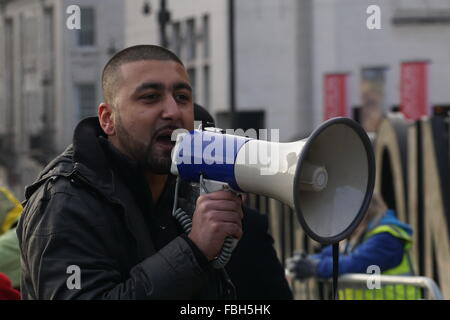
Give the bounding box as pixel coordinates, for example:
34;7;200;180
161;95;182;120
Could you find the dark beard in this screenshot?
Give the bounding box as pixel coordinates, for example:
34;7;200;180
145;144;172;174
115;118;172;174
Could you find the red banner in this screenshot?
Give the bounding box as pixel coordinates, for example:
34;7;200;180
323;74;348;120
400;62;429;120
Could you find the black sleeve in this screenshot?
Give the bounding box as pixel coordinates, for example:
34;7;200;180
180;233;211;271
17;181;208;300
225;206;293;300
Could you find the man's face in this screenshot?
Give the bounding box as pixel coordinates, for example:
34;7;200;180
111;59;194;174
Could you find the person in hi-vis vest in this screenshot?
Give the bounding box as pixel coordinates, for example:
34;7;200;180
0;187;22;299
286;193;417;300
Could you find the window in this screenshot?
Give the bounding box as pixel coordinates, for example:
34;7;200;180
77;7;95;46
203;65;210;109
392;8;450;25
77;84;96;119
21;15;38;72
203;15;209;59
360;67;387;132
44;7;54;68
171;22;182;57
186;18;196;61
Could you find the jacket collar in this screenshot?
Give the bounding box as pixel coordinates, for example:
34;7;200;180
24;117;114;201
72;117;114;192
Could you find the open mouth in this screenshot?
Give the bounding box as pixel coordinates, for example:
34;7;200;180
155;129;177;146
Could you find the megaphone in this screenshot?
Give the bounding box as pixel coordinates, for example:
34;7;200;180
171;117;375;244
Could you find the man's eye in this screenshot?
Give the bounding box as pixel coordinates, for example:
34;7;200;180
141;94;159;101
176;94;190;102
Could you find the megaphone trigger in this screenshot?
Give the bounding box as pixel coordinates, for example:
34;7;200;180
199;174;244;198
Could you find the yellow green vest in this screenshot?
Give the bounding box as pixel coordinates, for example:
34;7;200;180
0;187;22;234
0;187;22;288
338;224;417;300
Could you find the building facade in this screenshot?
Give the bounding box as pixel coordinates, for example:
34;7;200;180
126;0;450;138
311;0;450;126
0;0;124;197
126;0;230;118
125;0;315;142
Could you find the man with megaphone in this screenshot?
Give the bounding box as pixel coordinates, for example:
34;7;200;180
17;45;292;300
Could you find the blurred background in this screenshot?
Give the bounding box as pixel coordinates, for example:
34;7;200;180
0;0;449;299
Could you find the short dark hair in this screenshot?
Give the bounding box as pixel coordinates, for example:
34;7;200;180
101;45;184;106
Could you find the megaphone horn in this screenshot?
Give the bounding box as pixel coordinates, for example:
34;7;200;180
171;117;375;244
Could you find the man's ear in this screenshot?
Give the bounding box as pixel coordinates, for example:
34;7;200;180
98;102;116;136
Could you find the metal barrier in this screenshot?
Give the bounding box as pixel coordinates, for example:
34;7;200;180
308;274;443;300
244;194;445;300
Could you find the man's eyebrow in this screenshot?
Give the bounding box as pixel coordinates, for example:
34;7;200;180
133;82;164;95
133;82;192;95
173;82;192;92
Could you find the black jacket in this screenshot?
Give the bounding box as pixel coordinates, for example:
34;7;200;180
16;117;292;300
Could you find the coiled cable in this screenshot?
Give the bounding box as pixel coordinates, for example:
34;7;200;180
172;176;238;269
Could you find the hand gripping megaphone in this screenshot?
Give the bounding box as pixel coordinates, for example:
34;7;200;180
171;117;375;246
